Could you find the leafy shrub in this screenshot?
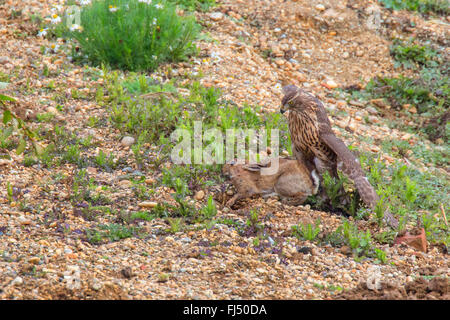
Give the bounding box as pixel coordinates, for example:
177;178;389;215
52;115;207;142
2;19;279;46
168;0;215;11
86;223;141;244
64;0;200;71
292;219;321;241
379;0;449;15
390;39;438;69
325;220;379;259
1;94;43;156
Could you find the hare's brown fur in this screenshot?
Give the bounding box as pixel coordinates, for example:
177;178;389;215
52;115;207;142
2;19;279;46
222;157;319;207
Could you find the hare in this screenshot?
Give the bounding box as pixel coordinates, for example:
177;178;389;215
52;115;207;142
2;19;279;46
222;157;320;207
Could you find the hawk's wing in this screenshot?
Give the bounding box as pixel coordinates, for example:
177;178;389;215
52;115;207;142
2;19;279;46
320;132;379;207
320;132;399;228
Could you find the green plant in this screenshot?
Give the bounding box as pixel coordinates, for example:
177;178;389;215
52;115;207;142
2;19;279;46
390;39;438;69
292;219;321;241
6;181;13;203
63;144;82;165
166;217;183;233
169;0;215;11
374;248;388;264
200;195;217;220
86;223;141;244
1;94;44;156
94;149;116;169
307;170;361;217
379;0;449;15
326;220;377;259
64;0;200;71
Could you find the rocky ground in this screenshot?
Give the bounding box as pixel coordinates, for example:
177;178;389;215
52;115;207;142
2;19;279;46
0;0;448;300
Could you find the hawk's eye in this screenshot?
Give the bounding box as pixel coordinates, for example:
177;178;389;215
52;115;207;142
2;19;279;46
289;100;294;106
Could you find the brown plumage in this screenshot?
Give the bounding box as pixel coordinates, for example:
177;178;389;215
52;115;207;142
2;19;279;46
281;85;398;228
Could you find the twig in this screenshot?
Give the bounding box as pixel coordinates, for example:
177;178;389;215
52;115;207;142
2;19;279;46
440;204;448;227
139;91;176;100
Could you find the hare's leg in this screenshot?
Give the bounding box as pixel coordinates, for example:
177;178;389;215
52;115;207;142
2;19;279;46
226;194;241;207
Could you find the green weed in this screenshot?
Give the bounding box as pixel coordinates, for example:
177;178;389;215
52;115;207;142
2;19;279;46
292;219;321;241
63;0;200;71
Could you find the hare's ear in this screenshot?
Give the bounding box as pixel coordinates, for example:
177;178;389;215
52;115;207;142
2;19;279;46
242;164;262;172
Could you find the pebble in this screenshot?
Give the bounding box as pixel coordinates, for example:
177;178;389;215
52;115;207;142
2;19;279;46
0;56;10;64
324;80;338;89
138;201;158;208
12;277;23;286
91;278;103;291
121;136;135;146
194;190;205;201
47;106;58;114
315;4;326;11
18;216;32;225
210;12;223;21
28;257;40;265
366;106;378;115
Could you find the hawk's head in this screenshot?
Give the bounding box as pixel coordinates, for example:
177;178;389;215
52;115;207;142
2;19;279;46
280;85;317;114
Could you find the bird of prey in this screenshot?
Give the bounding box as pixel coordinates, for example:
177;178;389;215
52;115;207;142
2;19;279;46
280;85;398;228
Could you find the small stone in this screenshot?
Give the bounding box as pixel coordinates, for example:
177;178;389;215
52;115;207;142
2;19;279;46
91;278;103;291
370;98;389;109
366;106;378;115
342;52;350;59
145;178;155;185
86;167;97;175
349;100;365;107
138;201;158;208
121;267;133;279
0;56;10;65
323;80;338;89
340;246;351;255
194;190;205;201
366;266;382;291
315;4;326;11
292;71;307;82
28;257;40;265
356;50;364;57
158;273;169;283
118;180;132;188
12;276;23;286
18;216;32;225
121;136;135;146
47;106;58;114
256;268;266;274
210;12;223;21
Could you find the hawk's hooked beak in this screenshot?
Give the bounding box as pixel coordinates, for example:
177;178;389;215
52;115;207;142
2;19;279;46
280;103;288;114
